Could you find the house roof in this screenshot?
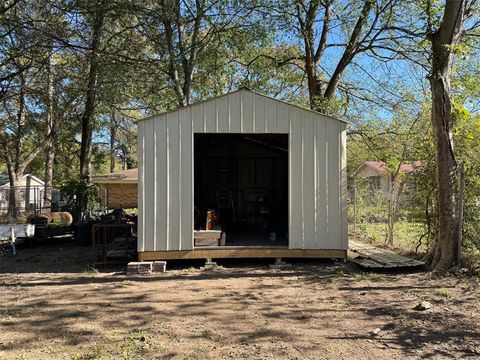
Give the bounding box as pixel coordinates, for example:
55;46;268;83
353;160;423;177
0;174;45;187
138;88;348;125
92;168;138;184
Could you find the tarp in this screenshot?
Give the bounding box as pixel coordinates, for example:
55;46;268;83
0;224;35;241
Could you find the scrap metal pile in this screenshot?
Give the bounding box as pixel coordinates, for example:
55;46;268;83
75;208;137;265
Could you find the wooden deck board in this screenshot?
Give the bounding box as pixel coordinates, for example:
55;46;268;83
349;240;425;269
138;248;347;261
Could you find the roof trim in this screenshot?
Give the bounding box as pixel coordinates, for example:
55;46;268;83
94;179;138;184
352;162;385;177
24;174;45;185
0;173;45;187
137;88;348;125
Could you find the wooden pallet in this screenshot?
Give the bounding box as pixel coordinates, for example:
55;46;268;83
348;240;425;269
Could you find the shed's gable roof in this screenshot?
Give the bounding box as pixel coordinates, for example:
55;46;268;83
139;88;346;124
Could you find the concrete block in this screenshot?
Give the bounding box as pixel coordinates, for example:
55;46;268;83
152;261;167;273
127;261;153;275
202;261;218;270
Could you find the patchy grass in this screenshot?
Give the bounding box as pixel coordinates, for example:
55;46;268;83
1;242;479;359
72;329;164;360
354;272;385;282
310;273;334;284
200;328;225;342
433;288;450;297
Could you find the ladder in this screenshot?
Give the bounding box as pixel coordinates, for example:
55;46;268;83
216;168;235;221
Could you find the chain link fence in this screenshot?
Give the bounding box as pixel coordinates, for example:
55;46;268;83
0;186;64;224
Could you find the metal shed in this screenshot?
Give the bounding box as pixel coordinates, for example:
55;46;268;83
137;88;347;261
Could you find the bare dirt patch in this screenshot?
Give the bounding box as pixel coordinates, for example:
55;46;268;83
0;243;479;359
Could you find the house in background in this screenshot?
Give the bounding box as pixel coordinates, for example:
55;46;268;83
352;160;422;194
92;168;138;209
0;174;46;213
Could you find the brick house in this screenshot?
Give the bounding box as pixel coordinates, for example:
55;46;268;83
92;168;138;209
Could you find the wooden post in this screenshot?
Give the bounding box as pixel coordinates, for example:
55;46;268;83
456;163;465;264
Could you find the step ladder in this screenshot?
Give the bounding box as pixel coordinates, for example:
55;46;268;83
216;168;235;221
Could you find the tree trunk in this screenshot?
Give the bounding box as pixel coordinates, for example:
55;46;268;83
44;46;55;208
7;73;27;219
427;73;459;269
297;0;373;114
109;113;116;173
425;0;465;270
7;173;21;219
79;3;105;181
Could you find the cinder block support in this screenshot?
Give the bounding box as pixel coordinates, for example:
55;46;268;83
127;261;153;275
152;261;167;273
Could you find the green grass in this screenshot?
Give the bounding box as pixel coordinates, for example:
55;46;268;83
351;221;427;253
354;272;385;282
433;288;450;297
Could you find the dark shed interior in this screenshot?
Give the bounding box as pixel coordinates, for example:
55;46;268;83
194;134;288;246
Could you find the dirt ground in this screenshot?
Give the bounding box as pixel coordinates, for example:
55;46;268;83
0;242;479;360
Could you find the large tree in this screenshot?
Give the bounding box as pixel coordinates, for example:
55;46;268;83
426;0;466;270
138;0;267;107
0;0;53;216
262;0;399;113
383;0;478;269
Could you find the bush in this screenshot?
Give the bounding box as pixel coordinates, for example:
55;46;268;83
60;179;100;221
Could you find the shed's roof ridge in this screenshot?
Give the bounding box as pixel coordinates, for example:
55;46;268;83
138;88;347;124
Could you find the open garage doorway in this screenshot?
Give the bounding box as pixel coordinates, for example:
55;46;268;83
194;134;288;247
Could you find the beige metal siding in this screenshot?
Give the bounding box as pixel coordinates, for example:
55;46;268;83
137;121;145;252
138;89;347;252
179;107;193;250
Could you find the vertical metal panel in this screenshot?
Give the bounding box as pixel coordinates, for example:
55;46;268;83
137;121;145;251
143;119;155;251
289;107;303;248
193;103;205;132
241;90;254;133
167;112;180;250
254;94;266;133
204;99;217;132
265;97;278;133
340;123;348;249
229;91;242;132
180;108;193;250
314;116;327;249
326;119;340;248
302;113;315;249
217;96;230;133
154;118;167;250
277;102;290;133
